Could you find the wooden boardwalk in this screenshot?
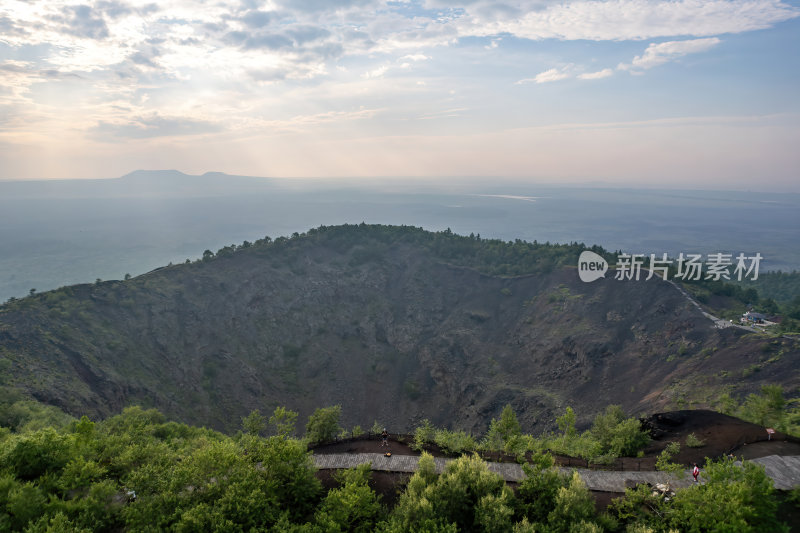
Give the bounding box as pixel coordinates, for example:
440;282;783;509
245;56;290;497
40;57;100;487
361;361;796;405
312;453;800;492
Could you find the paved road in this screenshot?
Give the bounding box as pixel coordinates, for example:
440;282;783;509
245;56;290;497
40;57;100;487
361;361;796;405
313;453;800;492
750;455;800;490
666;279;756;332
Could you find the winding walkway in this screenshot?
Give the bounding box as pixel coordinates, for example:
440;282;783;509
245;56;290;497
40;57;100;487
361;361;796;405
313;453;800;492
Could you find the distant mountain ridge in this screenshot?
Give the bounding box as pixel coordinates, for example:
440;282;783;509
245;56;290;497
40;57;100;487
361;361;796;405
0;170;278;198
1;224;797;434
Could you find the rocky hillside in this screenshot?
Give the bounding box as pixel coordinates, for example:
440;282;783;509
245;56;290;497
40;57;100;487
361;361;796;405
1;225;797;433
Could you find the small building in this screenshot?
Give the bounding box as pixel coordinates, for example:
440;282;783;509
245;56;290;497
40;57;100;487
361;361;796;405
741;311;779;327
741;311;767;324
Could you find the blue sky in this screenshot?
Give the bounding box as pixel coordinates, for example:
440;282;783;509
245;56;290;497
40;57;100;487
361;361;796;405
1;0;798;190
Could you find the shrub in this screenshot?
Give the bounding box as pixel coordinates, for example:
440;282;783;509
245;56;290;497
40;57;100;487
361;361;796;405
685;433;705;448
433;429;477;455
412;419;435;451
655;442;684;480
483;404;522;451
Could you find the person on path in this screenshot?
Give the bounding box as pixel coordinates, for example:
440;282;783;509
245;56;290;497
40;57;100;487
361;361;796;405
692;463;700;483
381;428;389;447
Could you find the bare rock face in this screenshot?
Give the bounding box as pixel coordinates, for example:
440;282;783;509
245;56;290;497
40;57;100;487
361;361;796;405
1;225;797;434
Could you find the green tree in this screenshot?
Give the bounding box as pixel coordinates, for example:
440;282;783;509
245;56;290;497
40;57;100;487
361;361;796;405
268;407;298;438
557;407;577;438
247;434;322;522
412;419;436;451
515;457;569;525
484;404;522;451
242;409;266;436
607;483;666;531
716;393;737;415
2;480;47;531
23;511;92;533
668;456;788;532
590;405;649;458
3;428;72;480
314;463;384;532
389;454;513;532
546;471;598;532
304;405;341;444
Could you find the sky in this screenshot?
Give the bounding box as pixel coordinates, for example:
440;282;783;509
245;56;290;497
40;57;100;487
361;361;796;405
1;0;799;190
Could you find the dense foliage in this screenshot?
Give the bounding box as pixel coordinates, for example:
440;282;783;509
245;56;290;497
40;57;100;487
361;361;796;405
263;224;610;278
609;456;788;532
715;385;800;437
738;270;800;304
414;404;651;465
6;223;799;334
0;401;791;532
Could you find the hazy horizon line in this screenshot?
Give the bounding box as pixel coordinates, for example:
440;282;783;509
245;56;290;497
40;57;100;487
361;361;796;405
2;170;799;195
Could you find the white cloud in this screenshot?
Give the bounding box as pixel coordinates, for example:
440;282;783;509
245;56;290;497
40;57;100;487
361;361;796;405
400;54;430;62
517;67;572;84
619;37;722;71
578;68;614;80
362;65;390;79
457;0;798;41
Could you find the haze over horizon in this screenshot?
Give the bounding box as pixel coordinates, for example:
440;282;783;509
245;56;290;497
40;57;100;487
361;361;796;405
1;0;799;191
4;169;800;196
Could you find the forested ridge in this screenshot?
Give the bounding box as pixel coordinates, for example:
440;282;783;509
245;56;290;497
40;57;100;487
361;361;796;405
6;223;797;326
1;224;799;435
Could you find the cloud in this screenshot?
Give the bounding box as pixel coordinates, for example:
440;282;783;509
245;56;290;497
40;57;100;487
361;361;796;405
400;54;430;62
0;61;30;74
272;0;379;13
456;0;799;41
56;5;110;40
241;10;272;29
0;16;28;37
91;115;222;139
363;65;390;79
95;0;132;19
619;38;722;71
0;0;797;178
242;33;294;51
578;68;613;80
3;0;795;90
286;25;332;45
517;67;571;84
